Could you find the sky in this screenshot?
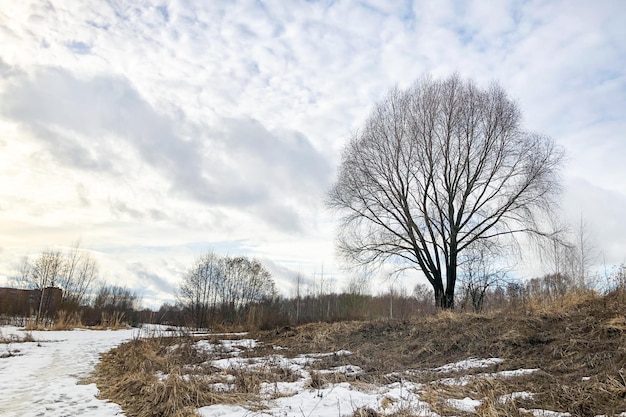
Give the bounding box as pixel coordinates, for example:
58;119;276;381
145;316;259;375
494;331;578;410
0;0;624;308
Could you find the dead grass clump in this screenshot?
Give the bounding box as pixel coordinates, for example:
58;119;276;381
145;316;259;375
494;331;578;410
52;310;84;330
307;370;327;389
521;289;599;315
530;369;626;416
96;311;128;329
468;378;532;417
352;407;381;417
0;330;35;344
603;316;626;335
96;334;299;416
23;322;44;331
101;370;227;417
149;374;224;417
230;367;262;394
419;377;537;417
95;335;229;417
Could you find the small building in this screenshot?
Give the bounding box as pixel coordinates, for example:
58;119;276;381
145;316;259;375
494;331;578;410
0;286;63;317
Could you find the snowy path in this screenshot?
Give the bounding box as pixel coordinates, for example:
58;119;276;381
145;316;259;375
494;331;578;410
0;326;137;417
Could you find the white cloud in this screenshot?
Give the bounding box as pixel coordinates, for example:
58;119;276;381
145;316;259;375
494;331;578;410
0;0;624;303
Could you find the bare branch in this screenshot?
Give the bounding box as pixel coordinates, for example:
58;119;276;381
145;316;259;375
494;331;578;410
328;75;563;309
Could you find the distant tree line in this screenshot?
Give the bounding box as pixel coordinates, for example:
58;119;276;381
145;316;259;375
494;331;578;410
1;242;143;327
3;242;625;330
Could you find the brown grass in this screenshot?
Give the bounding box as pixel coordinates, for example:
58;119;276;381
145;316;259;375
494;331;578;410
0;330;35;344
94;290;626;416
94;332;307;416
95;335;246;417
256;290;626;416
23;310;131;331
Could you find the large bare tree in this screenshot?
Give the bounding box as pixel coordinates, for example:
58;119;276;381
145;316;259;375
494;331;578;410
328;75;563;309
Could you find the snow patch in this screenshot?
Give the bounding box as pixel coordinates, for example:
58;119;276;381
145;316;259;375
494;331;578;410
446;397;482;412
434;357;504;372
520;409;571;417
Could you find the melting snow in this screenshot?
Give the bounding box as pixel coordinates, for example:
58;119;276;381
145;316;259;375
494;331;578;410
0;326;599;417
434;357;504;372
520;409;571;417
446;397;482;413
0;326;137;417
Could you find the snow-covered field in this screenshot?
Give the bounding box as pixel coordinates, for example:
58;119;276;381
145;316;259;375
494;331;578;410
1;325;621;417
0;325;139;417
196;339;435;416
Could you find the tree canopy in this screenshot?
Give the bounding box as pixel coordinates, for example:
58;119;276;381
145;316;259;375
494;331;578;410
328;74;563;309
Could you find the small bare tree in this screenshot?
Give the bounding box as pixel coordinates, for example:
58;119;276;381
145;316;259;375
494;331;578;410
328;74;563;309
571;215;597;289
458;243;510;312
543;215;597;290
17;248;64;324
17;243;100;313
58;241;99;309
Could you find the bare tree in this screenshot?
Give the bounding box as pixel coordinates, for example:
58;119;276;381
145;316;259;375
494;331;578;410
58;241;99;309
220;256;276;322
93;284;139;312
178;252;276;328
28;249;63;290
542;215;572;277
11;256;32;288
328;75;563;309
16;243;100;311
294;273;303;323
344;273;370;296
178;251;222;329
19;249;63;324
571;215;597;289
457;243;510;312
543;215;597;290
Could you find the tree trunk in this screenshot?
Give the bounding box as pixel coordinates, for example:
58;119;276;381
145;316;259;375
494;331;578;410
442;243;458;310
433;270;457;310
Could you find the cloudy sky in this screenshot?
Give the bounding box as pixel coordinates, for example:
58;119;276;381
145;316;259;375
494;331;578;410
0;0;624;307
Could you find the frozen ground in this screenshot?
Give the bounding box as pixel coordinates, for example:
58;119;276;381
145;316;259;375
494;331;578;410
2;325;622;417
0;325;138;417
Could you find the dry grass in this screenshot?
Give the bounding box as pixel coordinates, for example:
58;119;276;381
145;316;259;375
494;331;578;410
257;289;626;416
0;330;35;344
95;335;245;417
94;290;626;416
23;310;130;331
94;332;305;416
0;329;36;358
51;310;84;330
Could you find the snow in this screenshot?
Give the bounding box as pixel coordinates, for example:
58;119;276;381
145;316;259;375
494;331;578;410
198;404;251;416
520;409;571;417
0;326;606;417
318;364;363;376
438;367;540;386
499;391;534;403
446;397;482;413
0;325;137;417
195;338;258;356
198;381;436;417
434;357;504;372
